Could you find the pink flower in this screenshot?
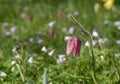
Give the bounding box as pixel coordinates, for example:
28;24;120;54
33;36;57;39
29;15;33;22
49;28;55;38
57;10;62;20
66;37;81;56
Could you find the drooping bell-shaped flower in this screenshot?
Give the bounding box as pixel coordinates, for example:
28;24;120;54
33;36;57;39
57;10;62;20
66;37;81;56
49;28;55;38
29;15;33;22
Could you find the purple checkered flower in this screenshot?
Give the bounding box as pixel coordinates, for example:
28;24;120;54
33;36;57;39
66;37;81;56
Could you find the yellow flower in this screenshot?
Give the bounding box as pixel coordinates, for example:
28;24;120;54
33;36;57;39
104;0;115;10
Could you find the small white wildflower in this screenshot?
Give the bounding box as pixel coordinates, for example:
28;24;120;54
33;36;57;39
11;61;16;65
93;40;97;46
20;12;26;19
12;47;16;53
28;57;33;64
98;38;108;43
115;53;120;58
29;38;34;42
114;21;120;30
49;82;52;84
69;27;74;34
41;46;47;52
116;40;120;45
2;22;8;28
58;54;66;59
48;21;55;28
98;38;104;43
0;72;7;77
64;36;71;41
85;41;90;47
57;54;66;64
15;54;20;59
5;32;11;37
37;39;43;44
114;21;120;27
100;55;104;60
48;49;55;56
11;26;17;33
74;11;79;16
92;30;98;37
57;59;66;64
104;20;110;25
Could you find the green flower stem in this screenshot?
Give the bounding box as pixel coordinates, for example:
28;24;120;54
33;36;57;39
71;15;96;83
16;64;25;83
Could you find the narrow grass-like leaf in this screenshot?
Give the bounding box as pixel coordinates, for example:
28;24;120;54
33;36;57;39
43;69;48;84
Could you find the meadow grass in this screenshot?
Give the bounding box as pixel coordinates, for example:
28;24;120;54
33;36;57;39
0;0;120;84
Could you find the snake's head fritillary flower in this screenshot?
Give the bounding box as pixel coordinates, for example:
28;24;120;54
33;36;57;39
57;10;62;20
49;28;55;38
66;37;81;56
29;15;33;22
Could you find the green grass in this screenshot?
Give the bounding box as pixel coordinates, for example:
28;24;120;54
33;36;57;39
0;0;120;83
